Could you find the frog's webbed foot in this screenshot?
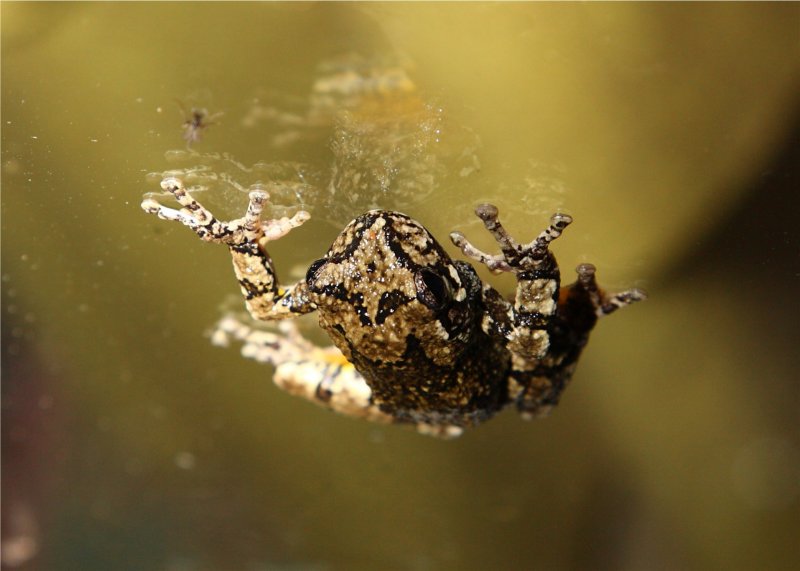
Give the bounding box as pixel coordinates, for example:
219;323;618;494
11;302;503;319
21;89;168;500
450;204;572;275
211;314;316;363
141;177;309;246
212;315;393;424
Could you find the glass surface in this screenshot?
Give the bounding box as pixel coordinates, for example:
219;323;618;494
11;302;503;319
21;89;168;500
3;3;799;570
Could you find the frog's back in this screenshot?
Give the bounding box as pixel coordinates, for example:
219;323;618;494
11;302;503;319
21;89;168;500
305;209;512;425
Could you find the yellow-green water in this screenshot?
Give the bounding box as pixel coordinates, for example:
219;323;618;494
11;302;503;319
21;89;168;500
3;3;799;570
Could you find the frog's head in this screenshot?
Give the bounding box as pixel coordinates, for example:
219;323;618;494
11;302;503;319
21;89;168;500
306;211;476;365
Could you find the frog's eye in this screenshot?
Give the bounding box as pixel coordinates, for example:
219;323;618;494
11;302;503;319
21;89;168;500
414;267;452;310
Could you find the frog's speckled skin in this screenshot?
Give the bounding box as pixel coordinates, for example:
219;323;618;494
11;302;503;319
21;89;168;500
142;177;645;438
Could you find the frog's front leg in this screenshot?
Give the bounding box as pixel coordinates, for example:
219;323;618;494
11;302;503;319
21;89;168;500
451;205;645;417
141;177;315;320
451;204;571;361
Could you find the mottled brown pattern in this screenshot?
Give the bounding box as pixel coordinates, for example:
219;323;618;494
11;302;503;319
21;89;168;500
143;180;645;436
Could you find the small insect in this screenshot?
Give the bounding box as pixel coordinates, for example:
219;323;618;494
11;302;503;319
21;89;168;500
176;100;223;146
142;177;646;438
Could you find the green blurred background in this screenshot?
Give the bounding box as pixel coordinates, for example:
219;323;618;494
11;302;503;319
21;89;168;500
2;3;799;570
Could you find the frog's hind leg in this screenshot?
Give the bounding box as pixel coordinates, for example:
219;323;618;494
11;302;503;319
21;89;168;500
212;315;393;424
514;263;646;419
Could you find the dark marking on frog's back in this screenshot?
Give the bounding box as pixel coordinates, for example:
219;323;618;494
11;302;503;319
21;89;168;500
376;290;413;325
